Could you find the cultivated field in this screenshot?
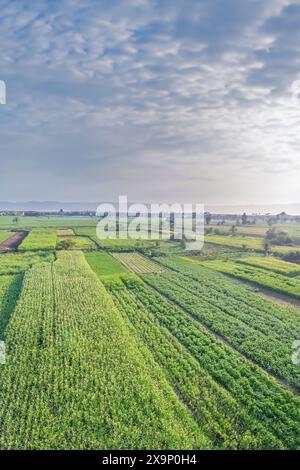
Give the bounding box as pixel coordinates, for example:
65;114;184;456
19;229;57;251
112;252;167;273
0;216;299;450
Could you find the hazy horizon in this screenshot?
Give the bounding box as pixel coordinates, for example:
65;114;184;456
2;199;300;215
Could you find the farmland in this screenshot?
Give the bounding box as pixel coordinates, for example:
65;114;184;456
0;216;299;450
19;229;57;251
85;252;126;277
0;232;15;245
198;259;300;300
112;252;167;273
236;257;300;275
205;234;295;254
56;236;97;251
0;252;208;449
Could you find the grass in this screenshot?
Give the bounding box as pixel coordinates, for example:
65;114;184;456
85;252;126;277
0;232;15;244
0;216;98;229
19;229;57;251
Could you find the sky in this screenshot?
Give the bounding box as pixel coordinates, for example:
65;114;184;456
1;0;300;205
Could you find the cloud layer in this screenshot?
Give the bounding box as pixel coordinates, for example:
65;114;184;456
0;0;300;205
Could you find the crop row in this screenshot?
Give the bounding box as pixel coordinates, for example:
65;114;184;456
120;275;300;449
198;259;300;299
104;275;287;449
112;252;166;273
0;274;23;340
0;251;208;449
158;256;300;324
236;257;300;275
142;266;300;389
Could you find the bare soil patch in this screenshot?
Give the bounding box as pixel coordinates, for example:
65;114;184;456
0;231;28;253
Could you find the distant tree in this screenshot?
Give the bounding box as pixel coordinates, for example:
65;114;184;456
263;240;270;256
205;213;212;225
241;212;247;225
12;216;19;224
59;239;73;250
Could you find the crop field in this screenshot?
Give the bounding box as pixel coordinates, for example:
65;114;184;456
101;275;293;449
0;252;54;275
19;229;57;251
112;252;167;273
142;259;300;390
0;275;23;340
75;228;160;251
56;236;96;251
208;222;300;240
197;259;300;300
205;234;295;254
57;229;75;237
85;252;126;277
0;216;99;229
0;219;299;450
236;257;300;275
0;251;210;449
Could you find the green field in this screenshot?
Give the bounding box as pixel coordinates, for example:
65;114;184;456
145;257;300;390
0;219;299;450
57;236;97;251
0;252;208;449
0;231;15;244
112;252;167;274
205;234;295;254
196;258;300;300
19;229;57;251
0;216;98;229
0;252;55;275
237;257;300;275
85;252;126;277
118;274;299;449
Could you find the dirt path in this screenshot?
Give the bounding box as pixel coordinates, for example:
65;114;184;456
0;231;28;253
255;287;300;309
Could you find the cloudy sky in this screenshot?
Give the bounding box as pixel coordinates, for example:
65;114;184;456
0;0;300;205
